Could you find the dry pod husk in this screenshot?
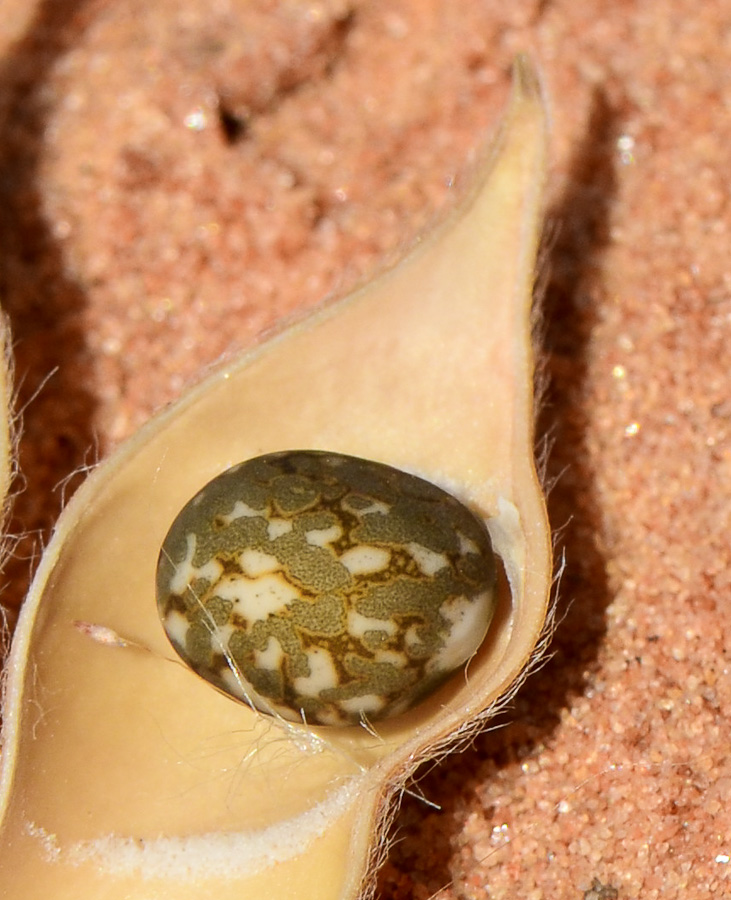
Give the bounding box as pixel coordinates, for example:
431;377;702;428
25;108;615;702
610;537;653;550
0;58;551;900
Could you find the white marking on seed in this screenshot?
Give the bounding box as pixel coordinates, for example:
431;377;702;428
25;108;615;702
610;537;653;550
266;518;293;540
404;624;425;653
406;542;448;576
215;574;298;621
169;533;223;595
254;636;285;671
429;592;491;673
164;610;192;649
219;500;264;523
340;545;390;575
457;531;480;555
239;548;280;577
292;648;338;697
337;694;385;715
347;610;397;640
304;524;342;547
210;622;237;646
344;498;390;517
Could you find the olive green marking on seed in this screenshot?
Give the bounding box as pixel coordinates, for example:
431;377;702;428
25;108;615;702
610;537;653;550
156;450;498;726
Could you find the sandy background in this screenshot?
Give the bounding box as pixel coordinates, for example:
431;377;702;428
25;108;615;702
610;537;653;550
1;1;730;898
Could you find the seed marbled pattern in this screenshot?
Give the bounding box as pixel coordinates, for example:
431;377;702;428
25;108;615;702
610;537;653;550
156;451;497;726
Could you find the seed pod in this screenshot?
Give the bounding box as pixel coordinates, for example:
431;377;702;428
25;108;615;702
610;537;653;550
0;58;551;900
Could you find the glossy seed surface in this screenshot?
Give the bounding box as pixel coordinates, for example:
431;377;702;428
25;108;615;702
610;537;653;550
156;450;497;726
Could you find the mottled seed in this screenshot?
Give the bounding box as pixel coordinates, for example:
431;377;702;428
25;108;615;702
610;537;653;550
156;450;497;726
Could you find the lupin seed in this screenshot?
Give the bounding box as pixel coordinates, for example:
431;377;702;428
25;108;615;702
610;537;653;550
156;450;497;726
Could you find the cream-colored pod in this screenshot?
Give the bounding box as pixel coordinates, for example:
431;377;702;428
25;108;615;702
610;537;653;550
0;57;551;900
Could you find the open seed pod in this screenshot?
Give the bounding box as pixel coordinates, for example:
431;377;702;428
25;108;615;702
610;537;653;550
0;57;551;900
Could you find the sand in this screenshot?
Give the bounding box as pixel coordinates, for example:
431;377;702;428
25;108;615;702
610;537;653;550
1;1;729;898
